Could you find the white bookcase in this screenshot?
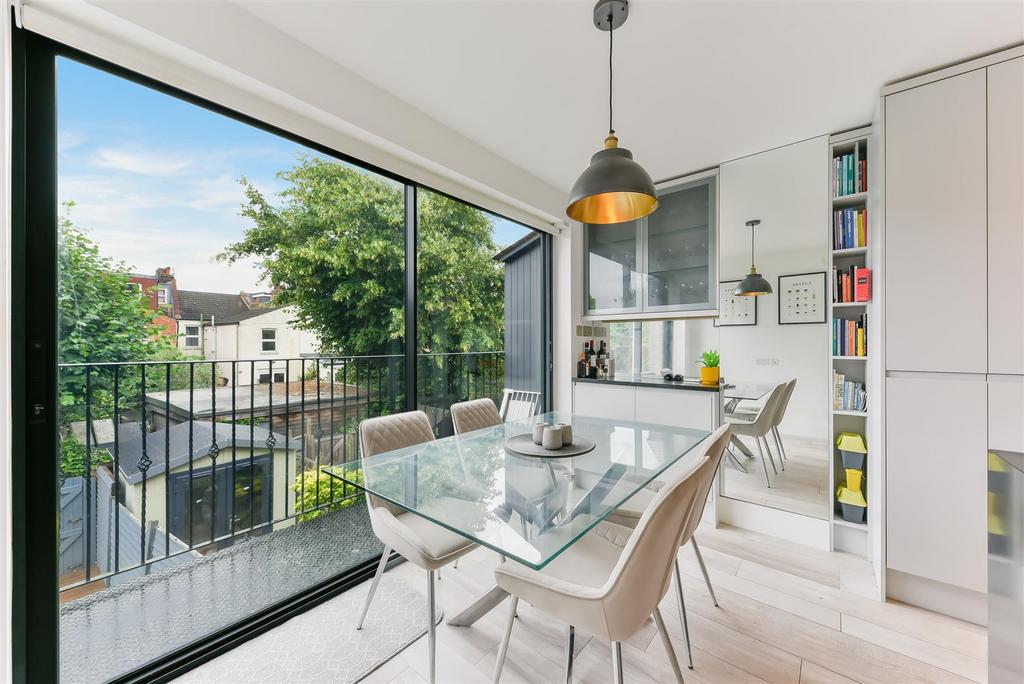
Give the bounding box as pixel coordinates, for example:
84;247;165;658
828;127;873;556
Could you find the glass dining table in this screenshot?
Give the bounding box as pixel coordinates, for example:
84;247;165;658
324;411;710;627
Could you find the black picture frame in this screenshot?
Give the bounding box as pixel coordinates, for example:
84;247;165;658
778;271;827;324
715;280;758;326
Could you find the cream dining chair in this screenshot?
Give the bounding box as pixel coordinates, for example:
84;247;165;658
602;425;731;669
491;425;732;684
355;411;478;684
732;378;797;468
451;397;503;434
725;382;788;487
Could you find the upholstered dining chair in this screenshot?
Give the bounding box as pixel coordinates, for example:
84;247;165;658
732;378;797;468
725;383;788;487
601;425;732;669
491;425;731;684
356;411;478;684
451;397;503;434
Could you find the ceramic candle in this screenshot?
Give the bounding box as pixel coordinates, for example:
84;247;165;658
532;421;550;445
542;426;564;450
557;423;573;445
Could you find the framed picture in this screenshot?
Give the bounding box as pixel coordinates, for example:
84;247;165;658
715;280;757;326
778;271;827;324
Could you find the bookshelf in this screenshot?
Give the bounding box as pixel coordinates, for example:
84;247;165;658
828;127;874;553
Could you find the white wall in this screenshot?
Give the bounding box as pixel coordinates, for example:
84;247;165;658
719;136;830;439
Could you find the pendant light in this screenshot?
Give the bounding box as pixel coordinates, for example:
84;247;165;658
566;0;658;224
734;219;773;296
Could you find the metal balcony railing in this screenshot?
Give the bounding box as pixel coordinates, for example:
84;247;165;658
56;351;505;595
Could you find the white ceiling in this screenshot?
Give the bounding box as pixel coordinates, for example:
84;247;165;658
238;0;1021;194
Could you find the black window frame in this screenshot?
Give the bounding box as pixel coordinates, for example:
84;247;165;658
11;24;554;684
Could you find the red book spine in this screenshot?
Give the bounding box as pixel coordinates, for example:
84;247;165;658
855;267;871;302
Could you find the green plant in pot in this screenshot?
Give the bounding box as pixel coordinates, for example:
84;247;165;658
698;350;720;385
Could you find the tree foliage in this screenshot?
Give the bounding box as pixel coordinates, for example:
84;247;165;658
220;157;504;356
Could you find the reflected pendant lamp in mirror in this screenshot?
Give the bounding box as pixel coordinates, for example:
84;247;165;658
735;219;773;296
566;0;658;225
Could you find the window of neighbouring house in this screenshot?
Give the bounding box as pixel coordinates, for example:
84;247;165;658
261;328;276;352
156;286;168;306
257;371;286;384
184;325;200;348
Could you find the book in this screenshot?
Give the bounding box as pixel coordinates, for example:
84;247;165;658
833;370;867;411
832;208;868;250
832;146;869;197
832;314;868;356
855;267;871;302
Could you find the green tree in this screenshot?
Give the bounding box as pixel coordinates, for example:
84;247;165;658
219;157;504;356
57;203;209;430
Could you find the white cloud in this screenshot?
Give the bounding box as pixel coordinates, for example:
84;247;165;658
91;148;192;177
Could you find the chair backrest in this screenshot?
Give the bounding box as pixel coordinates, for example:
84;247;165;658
499;388;541;422
772;378;798;428
597;428;728;640
681;425;732;541
748;383;789;433
358;411;435;515
451;398;502;434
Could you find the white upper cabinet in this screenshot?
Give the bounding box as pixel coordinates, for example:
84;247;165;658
885;69;988;373
988;57;1024;375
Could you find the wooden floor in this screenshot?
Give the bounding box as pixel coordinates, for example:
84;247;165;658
721;435;831;520
370;524;986;684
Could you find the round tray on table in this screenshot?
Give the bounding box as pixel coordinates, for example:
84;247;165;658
503;434;596;458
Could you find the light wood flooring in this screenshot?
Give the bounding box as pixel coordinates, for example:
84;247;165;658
365;523;985;684
721;435;831;520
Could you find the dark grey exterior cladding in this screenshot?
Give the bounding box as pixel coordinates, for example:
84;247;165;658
495;233;544;396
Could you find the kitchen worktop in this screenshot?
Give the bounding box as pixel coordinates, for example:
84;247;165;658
572;375;721;392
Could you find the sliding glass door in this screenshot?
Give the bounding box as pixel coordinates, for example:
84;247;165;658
12;33;550;683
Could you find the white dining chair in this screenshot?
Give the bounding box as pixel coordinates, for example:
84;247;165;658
498;388;541;422
725;383;788;487
451;397;503;434
491;425;730;684
603;425;731;669
732;378;797;468
356;411;478;684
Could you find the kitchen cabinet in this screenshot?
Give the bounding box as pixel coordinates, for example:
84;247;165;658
989;375;1024;453
584;175;717;318
571;381;635;421
988;57;1024;375
884;69;988;373
633;386;717;432
885;375;987;593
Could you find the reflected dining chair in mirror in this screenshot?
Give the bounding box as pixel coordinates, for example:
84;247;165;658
356;411;478;684
491;427;729;684
734;378;798;466
498;388;542;422
725;383;788;487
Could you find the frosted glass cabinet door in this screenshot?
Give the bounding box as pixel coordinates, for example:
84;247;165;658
584;220;642;315
645;176;716;311
884;69;988;372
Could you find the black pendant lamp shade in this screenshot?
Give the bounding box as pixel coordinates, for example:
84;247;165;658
734;219;773;297
566;0;658;224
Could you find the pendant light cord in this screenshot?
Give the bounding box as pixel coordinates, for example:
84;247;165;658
750;225;755;270
608;11;614;136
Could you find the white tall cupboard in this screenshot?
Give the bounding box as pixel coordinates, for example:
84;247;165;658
882;49;1024;620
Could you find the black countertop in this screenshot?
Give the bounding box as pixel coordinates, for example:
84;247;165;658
572;375;721;393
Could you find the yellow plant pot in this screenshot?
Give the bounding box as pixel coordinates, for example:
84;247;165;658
700;367;720;385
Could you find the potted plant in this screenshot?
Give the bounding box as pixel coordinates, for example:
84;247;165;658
698;350;720;385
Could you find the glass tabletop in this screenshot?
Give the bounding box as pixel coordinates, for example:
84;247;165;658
323;411;710;570
722;382;776;401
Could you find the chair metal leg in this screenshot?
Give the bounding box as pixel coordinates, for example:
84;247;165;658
672;560;694;669
771;429;785;470
427;570;436;684
356;546;390;630
611;641;624;684
761;436;778;475
755;437;772;487
492;596;518;683
564;625;575;684
653;607;685;684
726;447;747;473
773;426;788;461
453;558;460;569
691;538;718;607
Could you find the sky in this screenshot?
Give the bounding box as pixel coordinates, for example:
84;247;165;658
57;57;530;294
